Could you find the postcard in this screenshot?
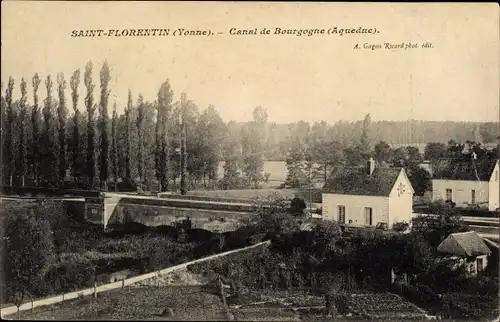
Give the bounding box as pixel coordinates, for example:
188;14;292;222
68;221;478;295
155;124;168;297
1;2;499;321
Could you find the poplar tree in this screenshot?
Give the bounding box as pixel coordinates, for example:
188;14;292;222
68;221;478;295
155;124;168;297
31;74;41;185
84;61;96;188
57;73;67;183
124;90;132;179
359;113;372;158
180;92;188;195
155;101;162;188
155;80;173;192
70;69;81;184
111;102;119;191
4;77;15;186
136;93;145;187
16;78;28;187
42;76;55;185
98;61;111;190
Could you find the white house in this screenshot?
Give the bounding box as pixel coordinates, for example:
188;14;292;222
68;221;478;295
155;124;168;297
437;231;491;276
321;158;415;229
431;157;499;211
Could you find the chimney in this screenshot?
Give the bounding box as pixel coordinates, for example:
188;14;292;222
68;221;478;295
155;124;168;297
366;157;375;175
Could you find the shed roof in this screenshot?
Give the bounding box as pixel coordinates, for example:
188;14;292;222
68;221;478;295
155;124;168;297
322;166;401;197
437;231;491;257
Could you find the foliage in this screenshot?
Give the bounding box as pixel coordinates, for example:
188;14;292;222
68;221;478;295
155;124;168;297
289;196;306;215
241;106;267;187
412;202;470;247
4;77;15;185
391;221;409;232
70;69;82;181
4;209;55;298
424;142;447;161
374;141;392;164
3;61;498;193
111;102;119;190
16;78;28;183
57;73;67;182
155;79;173;191
179;93;188;195
98;61;111;189
406;164;431;196
84;61;97;187
30;74;42;184
124;89;133;179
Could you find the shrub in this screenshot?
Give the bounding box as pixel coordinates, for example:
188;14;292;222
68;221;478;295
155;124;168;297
116;177;138;192
392;221;409;232
4;209;55;298
45;261;96;293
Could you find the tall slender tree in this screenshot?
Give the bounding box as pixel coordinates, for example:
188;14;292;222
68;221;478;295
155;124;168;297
16;78;28;186
56;73;67;183
0;81;4;186
124;89;133;179
98;61;111;190
155;100;162;186
84;61;96;188
31;74;41;185
359;113;372;157
70;69;81;184
4;77;15;186
180;92;188;195
155;80;173;192
241;106;267;187
111;101;119;191
42;75;55;185
136;93;145;187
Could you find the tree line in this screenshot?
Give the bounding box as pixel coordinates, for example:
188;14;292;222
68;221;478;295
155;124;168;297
283;113;499;196
2;60;498;193
1;61;271;192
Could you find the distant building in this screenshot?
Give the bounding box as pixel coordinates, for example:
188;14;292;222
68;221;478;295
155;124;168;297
431;156;499;211
437;231;491;276
321;158;414;229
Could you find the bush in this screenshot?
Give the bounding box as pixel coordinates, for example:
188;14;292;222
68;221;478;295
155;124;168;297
392;221;409;232
45;261;96;293
116;177;138;192
4;210;55;298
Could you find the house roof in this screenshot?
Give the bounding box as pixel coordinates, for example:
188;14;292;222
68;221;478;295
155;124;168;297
437;231;491;257
432;157;498;181
322;166;402;197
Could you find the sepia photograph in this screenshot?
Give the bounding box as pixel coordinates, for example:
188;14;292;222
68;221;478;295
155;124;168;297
1;1;499;320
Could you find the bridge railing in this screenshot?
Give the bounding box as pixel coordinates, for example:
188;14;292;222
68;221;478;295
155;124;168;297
119;197;260;213
157;193;261;205
2;186;101;198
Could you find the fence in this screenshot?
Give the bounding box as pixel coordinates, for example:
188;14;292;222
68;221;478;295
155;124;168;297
0;240;271;319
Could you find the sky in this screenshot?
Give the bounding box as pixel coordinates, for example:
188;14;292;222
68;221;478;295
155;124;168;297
1;1;499;123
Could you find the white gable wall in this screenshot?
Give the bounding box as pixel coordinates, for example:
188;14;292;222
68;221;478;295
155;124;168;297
432;179;489;209
322;193;389;227
388;170;414;228
488;162;499;211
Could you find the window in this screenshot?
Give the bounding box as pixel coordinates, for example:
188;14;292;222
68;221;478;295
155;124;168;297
445;189;452;201
337;206;346;224
476;257;484;273
471;190;476;204
364;207;373;226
